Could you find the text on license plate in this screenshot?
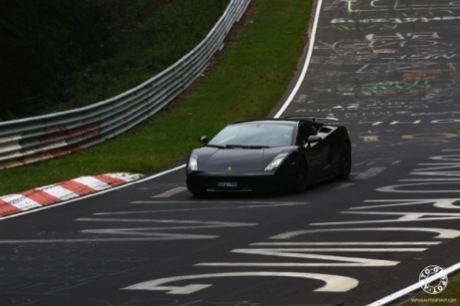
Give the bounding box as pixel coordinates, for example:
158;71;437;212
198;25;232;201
218;182;238;188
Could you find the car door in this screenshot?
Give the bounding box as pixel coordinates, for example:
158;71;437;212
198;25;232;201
296;122;330;182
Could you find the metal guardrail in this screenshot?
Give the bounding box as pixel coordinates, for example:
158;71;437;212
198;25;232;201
0;0;251;170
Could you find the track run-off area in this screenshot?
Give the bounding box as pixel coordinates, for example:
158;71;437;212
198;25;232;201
1;0;459;305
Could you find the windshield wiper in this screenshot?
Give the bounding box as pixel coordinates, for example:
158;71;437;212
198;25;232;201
225;144;270;149
206;144;225;148
246;145;270;149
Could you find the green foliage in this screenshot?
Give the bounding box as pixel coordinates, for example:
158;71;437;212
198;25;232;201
0;0;229;119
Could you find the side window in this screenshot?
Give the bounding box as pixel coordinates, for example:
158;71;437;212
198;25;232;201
297;123;317;145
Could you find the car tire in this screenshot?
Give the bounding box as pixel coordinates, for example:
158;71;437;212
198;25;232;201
338;142;351;180
293;157;308;193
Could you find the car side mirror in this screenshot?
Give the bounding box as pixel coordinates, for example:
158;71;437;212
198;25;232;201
306;135;321;147
198;136;208;144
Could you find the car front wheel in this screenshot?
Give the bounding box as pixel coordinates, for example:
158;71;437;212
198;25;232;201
293;157;308;193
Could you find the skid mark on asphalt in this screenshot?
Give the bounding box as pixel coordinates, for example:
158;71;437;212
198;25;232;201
334;166;387;188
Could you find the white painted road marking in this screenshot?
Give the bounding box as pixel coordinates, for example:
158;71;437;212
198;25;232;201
367;262;460;306
123;271;359;294
354;167;387;180
252;241;441;246
271;227;460;240
153;187;188;198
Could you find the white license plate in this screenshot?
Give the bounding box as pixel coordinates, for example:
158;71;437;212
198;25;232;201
218;182;238;188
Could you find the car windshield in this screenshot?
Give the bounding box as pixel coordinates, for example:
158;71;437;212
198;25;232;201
208;122;296;148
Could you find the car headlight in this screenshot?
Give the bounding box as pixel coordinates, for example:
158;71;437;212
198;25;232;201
264;153;289;171
187;156;198;172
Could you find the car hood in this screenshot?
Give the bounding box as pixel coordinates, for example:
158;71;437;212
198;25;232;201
193;146;294;173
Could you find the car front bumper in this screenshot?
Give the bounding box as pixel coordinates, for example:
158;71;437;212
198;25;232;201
186;171;297;194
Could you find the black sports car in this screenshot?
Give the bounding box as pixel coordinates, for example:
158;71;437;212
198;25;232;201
186;117;351;195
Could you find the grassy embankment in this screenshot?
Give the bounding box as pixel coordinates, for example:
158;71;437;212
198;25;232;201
0;0;312;195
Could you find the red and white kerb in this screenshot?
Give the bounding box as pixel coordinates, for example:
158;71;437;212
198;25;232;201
0;173;142;217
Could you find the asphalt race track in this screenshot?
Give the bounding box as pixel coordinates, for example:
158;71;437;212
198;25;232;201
1;0;459;305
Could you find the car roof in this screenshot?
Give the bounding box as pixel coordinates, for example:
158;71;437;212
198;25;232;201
230;118;323;126
232;115;343;126
232;118;304;124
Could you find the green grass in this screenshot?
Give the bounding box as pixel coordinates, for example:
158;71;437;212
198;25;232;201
0;0;312;195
